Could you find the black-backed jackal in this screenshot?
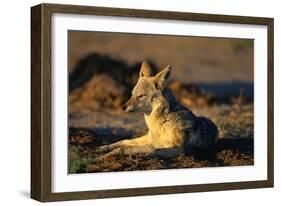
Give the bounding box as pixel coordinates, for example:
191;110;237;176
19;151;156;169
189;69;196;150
98;62;218;159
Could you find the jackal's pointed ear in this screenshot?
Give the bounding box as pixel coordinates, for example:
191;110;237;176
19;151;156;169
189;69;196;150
154;65;171;89
139;61;153;78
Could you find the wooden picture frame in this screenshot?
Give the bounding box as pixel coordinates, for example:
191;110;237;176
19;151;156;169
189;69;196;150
31;3;274;202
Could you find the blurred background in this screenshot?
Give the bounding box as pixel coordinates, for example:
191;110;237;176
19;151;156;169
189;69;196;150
68;31;253;83
68;31;254;173
68;31;253;112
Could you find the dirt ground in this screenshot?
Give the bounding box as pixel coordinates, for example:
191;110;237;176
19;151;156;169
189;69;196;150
68;104;253;173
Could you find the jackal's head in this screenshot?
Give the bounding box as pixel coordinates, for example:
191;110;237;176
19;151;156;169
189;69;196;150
123;61;171;114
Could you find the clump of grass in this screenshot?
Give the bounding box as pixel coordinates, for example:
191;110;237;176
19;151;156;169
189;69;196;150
68;145;97;173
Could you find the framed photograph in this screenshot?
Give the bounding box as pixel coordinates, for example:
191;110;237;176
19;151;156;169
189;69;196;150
31;3;274;202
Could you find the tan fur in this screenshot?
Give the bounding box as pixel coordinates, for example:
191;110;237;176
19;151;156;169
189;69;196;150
144;101;184;149
98;94;183;158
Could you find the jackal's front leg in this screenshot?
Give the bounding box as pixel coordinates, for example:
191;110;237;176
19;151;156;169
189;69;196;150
97;134;151;153
98;145;155;160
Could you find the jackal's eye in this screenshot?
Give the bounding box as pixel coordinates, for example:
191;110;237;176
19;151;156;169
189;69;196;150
137;94;146;99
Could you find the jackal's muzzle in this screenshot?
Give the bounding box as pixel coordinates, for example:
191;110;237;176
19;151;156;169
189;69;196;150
122;98;136;112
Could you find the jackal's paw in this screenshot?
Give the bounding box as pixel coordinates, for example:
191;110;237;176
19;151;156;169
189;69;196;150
96;145;111;153
96;148;124;161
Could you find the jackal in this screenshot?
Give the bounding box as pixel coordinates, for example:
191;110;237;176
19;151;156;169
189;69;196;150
98;62;218;159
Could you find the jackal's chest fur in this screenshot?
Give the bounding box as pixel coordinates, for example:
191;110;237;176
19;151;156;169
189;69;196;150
144;111;184;149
